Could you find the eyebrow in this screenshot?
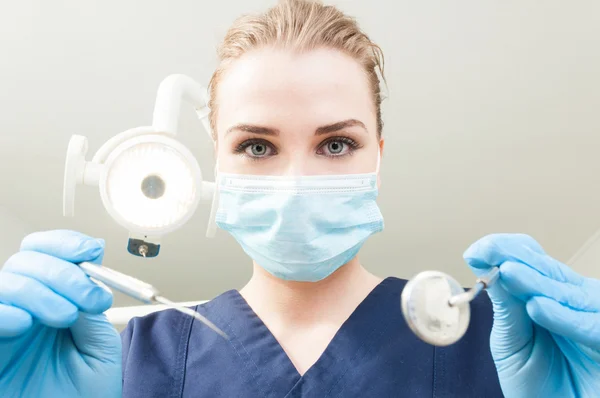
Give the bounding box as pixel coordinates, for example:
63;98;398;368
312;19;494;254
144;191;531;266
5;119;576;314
226;124;280;136
315;119;367;136
226;119;368;137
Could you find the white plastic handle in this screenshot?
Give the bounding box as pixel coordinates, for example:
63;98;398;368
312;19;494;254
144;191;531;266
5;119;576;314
153;74;209;136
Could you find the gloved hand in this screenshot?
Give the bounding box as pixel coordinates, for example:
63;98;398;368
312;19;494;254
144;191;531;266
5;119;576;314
0;230;121;398
464;234;600;397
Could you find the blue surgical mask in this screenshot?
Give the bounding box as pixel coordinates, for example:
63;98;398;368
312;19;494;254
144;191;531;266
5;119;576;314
215;156;384;282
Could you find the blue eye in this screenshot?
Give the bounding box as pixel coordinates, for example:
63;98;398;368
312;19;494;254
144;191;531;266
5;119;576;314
327;141;344;154
234;136;362;161
235;139;276;159
318;137;361;158
249;143;268;156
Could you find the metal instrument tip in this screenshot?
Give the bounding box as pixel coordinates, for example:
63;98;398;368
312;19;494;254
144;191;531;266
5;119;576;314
154;295;229;340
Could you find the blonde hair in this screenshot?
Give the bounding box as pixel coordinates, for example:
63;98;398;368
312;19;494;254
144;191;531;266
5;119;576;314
208;0;386;138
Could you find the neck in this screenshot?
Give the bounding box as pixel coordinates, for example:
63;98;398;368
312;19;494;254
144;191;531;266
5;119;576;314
239;257;383;328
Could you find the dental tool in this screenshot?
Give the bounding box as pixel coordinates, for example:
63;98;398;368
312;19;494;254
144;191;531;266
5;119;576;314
401;268;500;346
79;261;228;340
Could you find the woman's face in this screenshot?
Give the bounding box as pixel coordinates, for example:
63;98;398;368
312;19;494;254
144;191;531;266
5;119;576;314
215;47;382;177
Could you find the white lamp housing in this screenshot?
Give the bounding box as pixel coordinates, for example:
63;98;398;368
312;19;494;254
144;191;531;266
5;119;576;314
63;75;218;257
99;133;202;236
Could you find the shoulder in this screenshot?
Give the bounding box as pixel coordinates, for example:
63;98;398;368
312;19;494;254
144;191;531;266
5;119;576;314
120;294;236;397
120;289;238;353
122;305;191;335
122;303;194;334
120;294;229;350
120;304;198;371
119;305;197;397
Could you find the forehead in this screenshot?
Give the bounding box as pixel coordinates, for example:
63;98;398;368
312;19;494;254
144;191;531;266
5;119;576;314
215;47;376;135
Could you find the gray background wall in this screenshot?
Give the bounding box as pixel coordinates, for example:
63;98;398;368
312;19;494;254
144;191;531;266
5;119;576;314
1;0;599;307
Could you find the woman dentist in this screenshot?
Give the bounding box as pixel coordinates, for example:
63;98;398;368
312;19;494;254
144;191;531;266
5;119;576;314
1;0;599;397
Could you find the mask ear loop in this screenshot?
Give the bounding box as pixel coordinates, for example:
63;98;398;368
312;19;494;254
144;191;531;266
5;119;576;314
195;99;219;238
375;148;382;174
205;155;219;238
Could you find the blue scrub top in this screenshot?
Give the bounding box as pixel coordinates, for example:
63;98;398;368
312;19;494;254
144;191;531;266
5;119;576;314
121;277;503;397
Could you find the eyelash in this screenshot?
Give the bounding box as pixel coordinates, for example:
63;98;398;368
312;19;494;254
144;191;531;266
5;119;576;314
233;136;362;161
318;137;362;158
234;139;275;162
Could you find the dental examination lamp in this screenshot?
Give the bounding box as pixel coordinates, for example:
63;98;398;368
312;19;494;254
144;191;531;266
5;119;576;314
62;75;228;339
63;75;216;258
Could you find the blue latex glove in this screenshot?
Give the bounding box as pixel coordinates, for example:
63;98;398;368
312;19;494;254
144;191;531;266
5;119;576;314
0;230;121;398
464;234;600;397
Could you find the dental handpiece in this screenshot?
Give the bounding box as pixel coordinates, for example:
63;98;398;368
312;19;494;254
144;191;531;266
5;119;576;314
78;262;228;340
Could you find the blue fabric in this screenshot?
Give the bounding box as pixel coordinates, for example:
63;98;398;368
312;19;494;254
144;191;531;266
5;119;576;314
121;277;503;397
